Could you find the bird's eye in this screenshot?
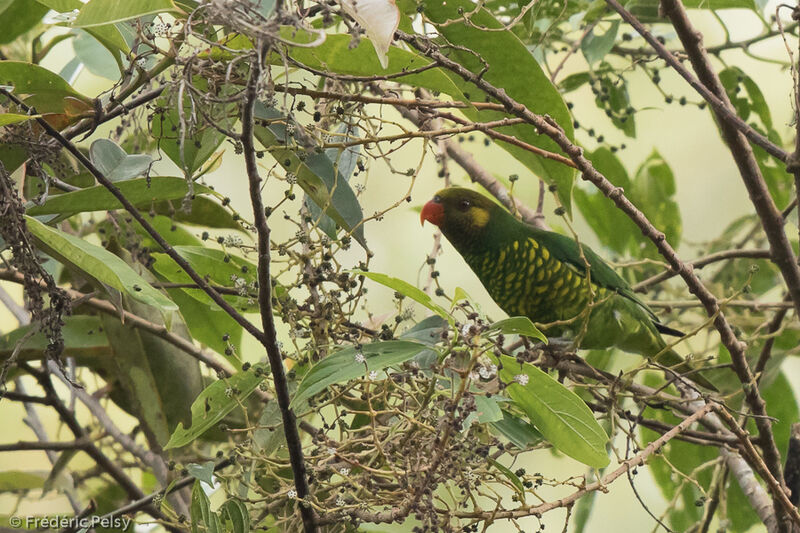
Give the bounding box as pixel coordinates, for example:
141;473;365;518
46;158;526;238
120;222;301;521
433;194;442;203
459;199;471;210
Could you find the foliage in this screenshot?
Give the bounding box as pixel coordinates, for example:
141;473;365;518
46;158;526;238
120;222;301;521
0;0;799;532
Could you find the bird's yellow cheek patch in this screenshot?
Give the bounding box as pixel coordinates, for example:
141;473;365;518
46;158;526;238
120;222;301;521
469;207;490;228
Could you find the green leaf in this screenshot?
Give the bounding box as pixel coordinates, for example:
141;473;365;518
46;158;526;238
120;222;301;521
629;150;681;256
595;71;635;137
424;0;576;213
0;113;40;126
220;499;250;533
281;30;467;103
488;458;526;502
150;246;260;313
489;409;543;450
474;395;503;423
187;461;216;486
719;67;772;131
35;0;131;62
73;0;176;27
573;147;637;254
26;177;209;215
154;196;243;229
399;315;448;346
641;405;715;528
42;449;79;495
167;287;242;360
0;0;48;45
165;366;265;449
100;311;172;447
350;270;454;326
488;316;547;342
253;104;367;249
497;355;609;467
572;471;601;533
305;122;363;240
72;29;121;79
98;249;205;445
191;480;223;533
0;144;29;173
123;214;202;249
0;61;92;113
581;21;620;65
0;471;46;491
0;315;109;365
560;72;592;93
90;139;152;182
25;215;178;313
292;341;427;407
253;400;285;454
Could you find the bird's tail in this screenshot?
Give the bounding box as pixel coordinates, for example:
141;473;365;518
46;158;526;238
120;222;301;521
655;349;718;392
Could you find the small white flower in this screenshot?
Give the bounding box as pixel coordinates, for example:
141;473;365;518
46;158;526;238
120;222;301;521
514;374;529;386
368;370;378;380
478;363;497;380
328;447;337;455
135;57;147;68
339;467;350;476
461;323;473;338
287;489;297;499
224;387;234;398
336;496;346;506
354;351;365;364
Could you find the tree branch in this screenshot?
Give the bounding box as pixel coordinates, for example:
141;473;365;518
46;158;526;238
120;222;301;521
643;0;791;523
241;44;317;533
632;248;772;291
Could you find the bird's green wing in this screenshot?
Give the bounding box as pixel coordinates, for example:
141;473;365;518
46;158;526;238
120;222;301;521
529;227;660;322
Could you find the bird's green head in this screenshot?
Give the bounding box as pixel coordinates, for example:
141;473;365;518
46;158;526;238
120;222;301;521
421;187;505;252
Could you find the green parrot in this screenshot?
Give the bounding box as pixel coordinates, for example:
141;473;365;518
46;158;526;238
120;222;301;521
420;187;715;390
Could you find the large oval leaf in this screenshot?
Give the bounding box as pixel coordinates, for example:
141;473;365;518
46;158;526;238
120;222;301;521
0;61;92;113
73;0;177;27
350;270;454;326
164;365;266;449
291;340;427;407
89;139;152;182
25;215;178;313
26;177;211;216
497;355;609;468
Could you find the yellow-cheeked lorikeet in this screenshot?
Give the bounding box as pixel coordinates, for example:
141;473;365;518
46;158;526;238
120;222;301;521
421;187;715;390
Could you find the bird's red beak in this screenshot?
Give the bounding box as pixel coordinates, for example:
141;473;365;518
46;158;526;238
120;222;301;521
420;200;444;227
